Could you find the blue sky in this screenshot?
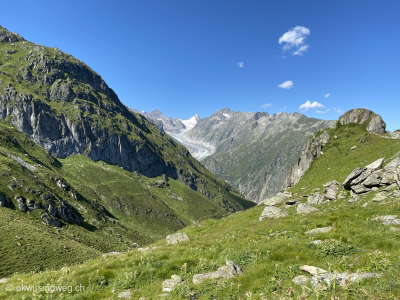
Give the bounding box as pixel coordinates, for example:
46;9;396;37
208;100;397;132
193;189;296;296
1;0;399;130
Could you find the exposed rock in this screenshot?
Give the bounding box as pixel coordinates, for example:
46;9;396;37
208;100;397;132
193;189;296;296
18;203;27;212
192;259;242;284
259;206;288;221
338;108;386;134
162;275;183;292
117;289;132;299
363;173;382;187
300;265;328;275
0;278;10;283
389;227;400;232
372;192;387;202
305;227;334;235
292;275;310;286
260;192;291;206
297;203;319;214
350;146;357;150
343;168;364;188
0;194;9;207
41;213;61;227
285;198;302;205
319;131;330;145
307;193;326;205
365;158;385;172
166;232;189;245
283;130;330;189
351;184;371;194
324;181;340;200
343;159;385;190
375;215;400;225
311;272;381;289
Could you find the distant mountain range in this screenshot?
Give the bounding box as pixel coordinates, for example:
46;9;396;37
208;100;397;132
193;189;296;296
134;108;334;202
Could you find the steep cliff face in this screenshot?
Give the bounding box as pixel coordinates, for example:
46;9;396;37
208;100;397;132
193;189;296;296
283;130;330;189
283;109;387;190
0;25;254;212
338;108;386;134
148;108;334;202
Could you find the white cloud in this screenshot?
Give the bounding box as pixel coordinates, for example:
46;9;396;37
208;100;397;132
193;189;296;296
323;93;331;98
261;103;273;108
278;80;293;89
236;62;244;68
316;109;330;114
299;100;325;111
279;26;310;56
282;106;287;110
333;108;343;114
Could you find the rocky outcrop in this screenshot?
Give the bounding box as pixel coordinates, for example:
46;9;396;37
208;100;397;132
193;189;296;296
343;157;400;194
300;265;328;275
338;108;386;134
297;203;319;214
283;130;330;189
259;206;288;221
166;232;189;245
192;259;242;284
162;275;183;292
0;26;25;43
311;272;381;289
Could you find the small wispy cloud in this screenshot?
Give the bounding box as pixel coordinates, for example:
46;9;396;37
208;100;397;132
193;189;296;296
334;108;343;114
282;106;287;110
323;93;331;98
299;100;324;111
278;80;293;89
279;26;310;56
261;103;273;108
316;109;330;114
236;62;244;68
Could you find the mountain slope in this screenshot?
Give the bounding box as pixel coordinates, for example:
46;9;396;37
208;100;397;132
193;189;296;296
2;110;399;300
182;108;334;202
0;25;255;277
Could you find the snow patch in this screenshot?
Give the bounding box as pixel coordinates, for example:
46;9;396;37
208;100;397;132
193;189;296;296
222;113;231;119
180;115;200;131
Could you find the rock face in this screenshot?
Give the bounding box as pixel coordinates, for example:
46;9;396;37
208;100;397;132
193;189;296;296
342;157;400;194
0;26;256;215
166;232;189;245
283;130;331;190
192;259;242;284
259;206;288;221
338;108;386;134
145;108;334;202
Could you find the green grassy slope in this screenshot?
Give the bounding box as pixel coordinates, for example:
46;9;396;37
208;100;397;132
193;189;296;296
0;119;254;278
1;122;399;299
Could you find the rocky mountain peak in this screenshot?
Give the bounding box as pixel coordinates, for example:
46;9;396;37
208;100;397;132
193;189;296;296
338;108;386;134
0;25;25;43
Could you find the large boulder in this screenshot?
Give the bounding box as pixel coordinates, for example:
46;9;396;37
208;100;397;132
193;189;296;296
297;203;319;214
192;259;242;284
305;227;334;235
343;158;385;192
166;232;189;245
307;193;326;205
259;206;288;221
311;272;381;289
338;109;386;134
